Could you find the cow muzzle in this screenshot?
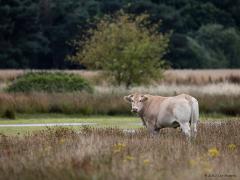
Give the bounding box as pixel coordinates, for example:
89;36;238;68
131;108;138;113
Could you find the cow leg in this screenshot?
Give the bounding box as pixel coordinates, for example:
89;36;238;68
147;125;159;136
191;123;197;138
148;127;158;136
140;117;147;127
180;123;191;138
145;119;159;136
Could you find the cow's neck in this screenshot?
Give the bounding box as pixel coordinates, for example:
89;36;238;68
139;99;152;118
139;96;166;120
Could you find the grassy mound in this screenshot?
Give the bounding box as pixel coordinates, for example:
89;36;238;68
7;72;93;93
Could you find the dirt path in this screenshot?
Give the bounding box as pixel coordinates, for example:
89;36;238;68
0;121;227;128
0;123;96;127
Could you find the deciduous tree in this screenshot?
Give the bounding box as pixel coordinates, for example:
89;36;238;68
69;11;169;88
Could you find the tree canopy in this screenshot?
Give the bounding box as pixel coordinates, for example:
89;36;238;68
69;12;169;87
0;0;240;69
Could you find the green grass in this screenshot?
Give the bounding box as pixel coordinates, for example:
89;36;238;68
0;114;139;124
0;114;140;135
0;127;48;135
0;113;239;135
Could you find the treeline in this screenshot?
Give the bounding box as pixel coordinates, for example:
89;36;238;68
1;0;240;69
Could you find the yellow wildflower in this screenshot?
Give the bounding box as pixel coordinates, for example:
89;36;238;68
208;147;219;158
202;161;213;173
59;138;65;144
116;143;126;149
125;155;134;161
189;159;197;167
113;149;121;153
113;143;126;153
44;146;51;152
143;159;150;165
228;144;237;151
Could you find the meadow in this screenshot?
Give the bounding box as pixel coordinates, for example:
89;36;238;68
0;69;239;180
0;122;239;180
0;69;240;85
0;69;240;116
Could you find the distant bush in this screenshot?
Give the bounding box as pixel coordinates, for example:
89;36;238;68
6;72;93;93
1;109;16;120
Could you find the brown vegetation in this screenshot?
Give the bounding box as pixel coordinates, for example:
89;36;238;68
0;92;239;117
161;69;240;85
0;70;239;116
0;69;240;85
0;122;239;180
0;92;129;115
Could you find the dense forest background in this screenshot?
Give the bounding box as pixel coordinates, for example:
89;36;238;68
0;0;240;69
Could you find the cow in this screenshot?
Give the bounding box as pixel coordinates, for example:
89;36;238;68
124;93;199;138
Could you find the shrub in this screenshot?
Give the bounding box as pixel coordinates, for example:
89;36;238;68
6;72;93;93
1;109;16;120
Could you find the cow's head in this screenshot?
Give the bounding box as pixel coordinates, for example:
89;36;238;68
124;93;148;113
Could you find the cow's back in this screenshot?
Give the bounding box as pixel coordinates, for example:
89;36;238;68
144;94;193;128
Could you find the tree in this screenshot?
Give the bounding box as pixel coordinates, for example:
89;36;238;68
0;0;49;68
1;0;239;69
69;11;169;88
39;0;98;69
193;24;240;68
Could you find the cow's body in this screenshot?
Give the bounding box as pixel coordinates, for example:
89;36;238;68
124;93;199;137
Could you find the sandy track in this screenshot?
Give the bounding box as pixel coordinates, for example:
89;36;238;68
0;123;96;127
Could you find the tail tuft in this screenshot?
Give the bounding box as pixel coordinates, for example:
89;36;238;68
190;97;199;137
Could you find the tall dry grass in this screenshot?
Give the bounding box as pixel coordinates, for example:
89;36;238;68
0;70;24;82
0;122;239;180
0;92;130;115
0;69;239;85
96;83;240;96
0;69;239;116
0;91;240;116
161;69;240;85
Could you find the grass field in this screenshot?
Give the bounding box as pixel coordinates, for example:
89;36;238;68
0;69;240;116
0;121;239;180
0;69;239;179
0;115;140;135
0;114;239;135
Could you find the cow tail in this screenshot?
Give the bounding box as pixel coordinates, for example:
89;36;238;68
190;98;199;136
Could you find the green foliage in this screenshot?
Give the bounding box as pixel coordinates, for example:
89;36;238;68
193;24;240;68
70;11;169;87
0;0;98;69
0;0;49;68
39;0;98;69
7;72;93;93
170;24;240;68
1;109;16;120
1;0;240;69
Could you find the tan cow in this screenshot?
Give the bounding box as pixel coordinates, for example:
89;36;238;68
124;93;199;137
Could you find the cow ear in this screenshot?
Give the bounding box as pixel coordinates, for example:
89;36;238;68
124;94;133;102
141;95;148;102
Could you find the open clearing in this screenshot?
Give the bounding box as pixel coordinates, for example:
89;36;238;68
0;115;140;135
0;114;239;135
